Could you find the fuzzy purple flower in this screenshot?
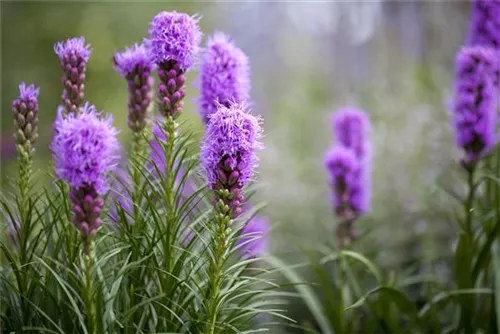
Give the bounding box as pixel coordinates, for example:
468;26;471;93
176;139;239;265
52;103;120;194
198;32;251;124
114;43;155;132
51;103;120;251
148;11;202;118
201;103;263;218
468;0;500;49
453;46;498;164
54;37;92;116
237;215;270;258
333;107;371;161
148;11;202;71
11;83;40;154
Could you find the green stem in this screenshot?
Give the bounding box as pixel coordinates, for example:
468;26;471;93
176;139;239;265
465;164;476;238
207;213;229;334
84;241;96;334
17;149;33;326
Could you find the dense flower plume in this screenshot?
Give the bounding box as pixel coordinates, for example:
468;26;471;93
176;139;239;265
452;46;498;164
11;83;40;153
468;0;500;49
148;11;202;70
201;102;263;217
114;43;155;132
198;32;251;124
54;37;92;116
51;103;120;194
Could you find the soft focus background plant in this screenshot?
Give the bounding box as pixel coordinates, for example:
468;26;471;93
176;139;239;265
2;1;500;333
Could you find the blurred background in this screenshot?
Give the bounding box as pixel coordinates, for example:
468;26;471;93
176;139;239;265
1;1;474;332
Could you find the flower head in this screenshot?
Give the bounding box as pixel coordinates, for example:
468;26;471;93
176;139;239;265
51;103;120;194
12;83;40;152
18;83;40;101
54;37;92;116
54;37;92;64
201;102;263;188
148;11;202;70
468;0;500;49
198;32;251;123
453;46;498;164
332;107;371;161
114;42;155;78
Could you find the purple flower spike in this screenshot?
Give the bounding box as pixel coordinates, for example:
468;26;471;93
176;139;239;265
114;43;155;132
148;11;202;118
237;215;270;258
51;103;120;252
198;32;251;124
201;102;263;218
468;0;500;50
11;83;40;154
54;37;92;116
453;46;498;165
332;107;371;161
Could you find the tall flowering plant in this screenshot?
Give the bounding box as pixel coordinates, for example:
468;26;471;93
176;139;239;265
1;10;280;334
325;107;372;249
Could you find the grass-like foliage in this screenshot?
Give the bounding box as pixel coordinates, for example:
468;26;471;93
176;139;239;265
0;119;282;333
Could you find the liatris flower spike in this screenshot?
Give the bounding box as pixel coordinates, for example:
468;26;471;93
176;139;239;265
149;11;202;118
332;107;372;214
453;46;498;166
198;32;251;124
12;83;40;209
201;102;263;219
54;37;92;116
12;83;40;157
114;43;155;133
51;103;120;254
468;0;500;50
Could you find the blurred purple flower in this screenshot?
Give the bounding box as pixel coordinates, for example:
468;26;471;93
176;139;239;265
114;43;155;132
109;168;133;224
1;134;16;161
325;145;365;217
148;11;202;119
198;32;251;124
468;0;500;50
452;46;498;164
332;107;371;161
54;37;92;116
330;107;372;216
201;103;263;218
237;215;270;258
